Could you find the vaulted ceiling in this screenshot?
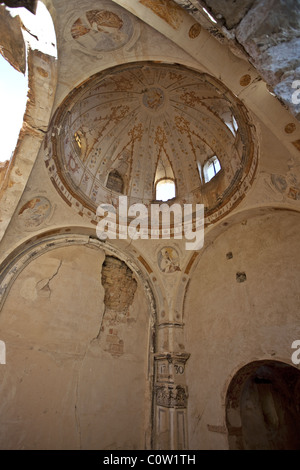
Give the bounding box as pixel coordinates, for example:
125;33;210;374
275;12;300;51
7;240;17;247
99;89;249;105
49;62;257;221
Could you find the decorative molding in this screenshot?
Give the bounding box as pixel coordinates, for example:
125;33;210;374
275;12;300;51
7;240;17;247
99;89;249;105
45;62;258;229
155;352;190;384
155;384;188;408
154;352;190;363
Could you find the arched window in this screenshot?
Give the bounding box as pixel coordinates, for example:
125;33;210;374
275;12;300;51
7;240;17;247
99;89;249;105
155;178;176;202
203;156;221;183
106;170;124;194
221;112;238;137
197;161;203;183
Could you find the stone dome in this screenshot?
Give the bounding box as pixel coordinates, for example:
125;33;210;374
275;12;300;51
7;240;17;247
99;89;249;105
48;62;258;224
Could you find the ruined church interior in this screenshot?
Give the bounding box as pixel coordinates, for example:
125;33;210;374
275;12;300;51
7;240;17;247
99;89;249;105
0;0;300;451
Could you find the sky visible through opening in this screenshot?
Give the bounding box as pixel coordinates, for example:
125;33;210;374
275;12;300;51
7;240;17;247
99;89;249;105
0;1;56;162
0;54;28;162
156;180;176;202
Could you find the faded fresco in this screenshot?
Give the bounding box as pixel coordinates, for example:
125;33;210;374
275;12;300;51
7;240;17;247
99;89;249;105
70;8;134;52
46;63;257;227
139;0;183;30
158;246;181;273
18;197;51;229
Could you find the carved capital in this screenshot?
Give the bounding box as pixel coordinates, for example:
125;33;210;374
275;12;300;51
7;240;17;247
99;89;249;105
155;384;188;408
154;352;190;365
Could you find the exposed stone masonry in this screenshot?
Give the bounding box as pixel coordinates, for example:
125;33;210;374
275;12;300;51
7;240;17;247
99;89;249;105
1;0;37;14
173;0;300;119
101;256;137;315
101;256;137;357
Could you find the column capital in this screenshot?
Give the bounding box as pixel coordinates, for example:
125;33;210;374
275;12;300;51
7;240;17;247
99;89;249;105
154;352;190;364
155;384;188;409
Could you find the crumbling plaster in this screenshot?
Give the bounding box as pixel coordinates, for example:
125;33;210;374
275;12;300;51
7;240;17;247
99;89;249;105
0;0;300;450
173;0;300;119
0;243;153;449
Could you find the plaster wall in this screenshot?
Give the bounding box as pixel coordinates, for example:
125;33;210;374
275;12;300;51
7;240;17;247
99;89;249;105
184;211;300;449
0;244;151;450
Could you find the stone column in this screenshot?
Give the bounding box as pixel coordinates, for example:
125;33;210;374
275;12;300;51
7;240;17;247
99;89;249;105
153;348;190;450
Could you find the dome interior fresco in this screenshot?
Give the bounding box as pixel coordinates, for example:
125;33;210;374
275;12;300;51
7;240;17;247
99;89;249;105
49;62;258;223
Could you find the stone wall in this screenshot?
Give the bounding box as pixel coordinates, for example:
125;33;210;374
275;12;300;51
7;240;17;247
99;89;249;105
174;0;300;119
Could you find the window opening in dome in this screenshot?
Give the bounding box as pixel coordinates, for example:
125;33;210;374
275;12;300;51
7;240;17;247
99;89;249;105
156;179;176;202
222;113;238;137
226;115;238;136
204;156;221;183
197;161;203;183
106;170;124;194
232;116;238;133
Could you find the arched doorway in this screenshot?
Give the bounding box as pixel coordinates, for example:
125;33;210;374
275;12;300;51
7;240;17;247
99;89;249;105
226;360;300;450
